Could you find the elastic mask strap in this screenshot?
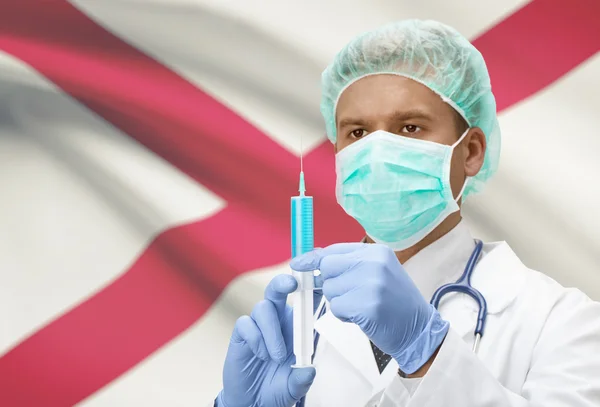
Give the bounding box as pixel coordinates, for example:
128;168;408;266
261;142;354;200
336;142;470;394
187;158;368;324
451;128;470;149
451;128;471;202
454;176;470;202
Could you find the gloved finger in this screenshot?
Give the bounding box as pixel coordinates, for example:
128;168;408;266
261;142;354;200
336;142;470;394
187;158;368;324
329;293;361;323
288;367;317;401
321;266;363;300
290;243;368;271
264;274;298;317
230;315;270;362
251;300;287;363
319;251;363;280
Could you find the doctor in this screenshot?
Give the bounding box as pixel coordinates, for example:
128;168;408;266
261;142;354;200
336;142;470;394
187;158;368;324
214;20;600;407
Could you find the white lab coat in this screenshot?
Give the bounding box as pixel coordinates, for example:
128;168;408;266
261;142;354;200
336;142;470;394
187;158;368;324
305;238;600;406
209;224;600;407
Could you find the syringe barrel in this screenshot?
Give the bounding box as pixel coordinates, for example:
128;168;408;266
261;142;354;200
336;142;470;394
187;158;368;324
291;196;314;257
291;195;314;367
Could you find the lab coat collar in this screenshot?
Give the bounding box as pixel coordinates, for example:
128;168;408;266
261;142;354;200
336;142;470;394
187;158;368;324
402;221;477;302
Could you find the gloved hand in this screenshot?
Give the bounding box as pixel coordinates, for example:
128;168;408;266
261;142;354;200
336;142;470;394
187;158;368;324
217;274;318;407
290;243;449;374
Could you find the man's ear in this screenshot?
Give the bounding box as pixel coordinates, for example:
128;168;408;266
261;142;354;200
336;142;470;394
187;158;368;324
464;127;486;177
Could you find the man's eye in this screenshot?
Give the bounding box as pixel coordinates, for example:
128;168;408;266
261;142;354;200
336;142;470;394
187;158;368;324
402;125;421;133
351;129;368;139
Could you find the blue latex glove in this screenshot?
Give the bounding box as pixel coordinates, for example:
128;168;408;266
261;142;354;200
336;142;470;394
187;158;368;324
290;243;449;374
217;274;318;407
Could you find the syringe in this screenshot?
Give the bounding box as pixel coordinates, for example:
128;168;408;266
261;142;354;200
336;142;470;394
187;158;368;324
290;166;315;368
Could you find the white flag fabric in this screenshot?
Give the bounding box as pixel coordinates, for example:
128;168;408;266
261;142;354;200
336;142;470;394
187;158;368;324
0;0;598;405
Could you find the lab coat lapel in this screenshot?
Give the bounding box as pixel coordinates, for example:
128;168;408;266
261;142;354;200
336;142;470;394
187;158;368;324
471;242;526;313
437;291;477;340
437;241;527;342
314;306;382;386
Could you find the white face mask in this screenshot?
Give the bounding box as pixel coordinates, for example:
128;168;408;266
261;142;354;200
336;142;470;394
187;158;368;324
335;129;469;251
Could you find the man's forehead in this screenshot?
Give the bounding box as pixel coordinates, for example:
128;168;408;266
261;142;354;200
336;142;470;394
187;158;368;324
335;75;447;123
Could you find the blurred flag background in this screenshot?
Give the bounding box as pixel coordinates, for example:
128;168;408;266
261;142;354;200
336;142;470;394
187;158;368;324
0;0;598;405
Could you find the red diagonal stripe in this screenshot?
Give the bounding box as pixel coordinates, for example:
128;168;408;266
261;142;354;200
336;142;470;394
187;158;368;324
0;2;358;405
473;0;600;111
0;0;597;405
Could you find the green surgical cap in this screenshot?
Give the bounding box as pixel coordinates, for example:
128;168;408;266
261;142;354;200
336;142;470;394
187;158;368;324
321;19;500;196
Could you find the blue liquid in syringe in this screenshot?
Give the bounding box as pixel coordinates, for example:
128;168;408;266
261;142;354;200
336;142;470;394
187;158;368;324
291;173;314;257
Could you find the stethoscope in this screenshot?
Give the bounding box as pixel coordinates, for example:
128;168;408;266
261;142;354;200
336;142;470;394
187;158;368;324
296;240;487;407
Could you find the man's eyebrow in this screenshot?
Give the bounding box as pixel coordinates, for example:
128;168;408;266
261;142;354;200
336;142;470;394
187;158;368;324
337;109;434;129
337;117;370;128
389;109;434;122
